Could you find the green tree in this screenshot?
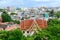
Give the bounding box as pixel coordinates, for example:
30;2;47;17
1;11;12;22
10;13;16;15
49;9;54;17
0;9;5;12
55;11;60;18
0;30;8;40
0;29;25;40
7;29;23;40
12;20;20;24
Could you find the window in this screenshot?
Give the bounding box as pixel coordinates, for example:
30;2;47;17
27;31;29;33
23;31;25;33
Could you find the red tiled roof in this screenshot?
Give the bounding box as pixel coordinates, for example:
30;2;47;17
20;20;24;30
5;25;17;31
20;20;34;30
36;19;47;29
43;20;47;27
0;18;2;22
20;19;47;30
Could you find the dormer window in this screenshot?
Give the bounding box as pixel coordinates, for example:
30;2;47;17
23;31;25;33
27;31;29;33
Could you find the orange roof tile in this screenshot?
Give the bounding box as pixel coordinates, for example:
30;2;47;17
20;20;25;30
36;19;47;29
0;18;2;22
43;20;47;27
20;20;34;30
20;19;48;30
5;25;17;31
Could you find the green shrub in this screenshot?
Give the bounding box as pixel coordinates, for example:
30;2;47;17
1;11;12;22
48;19;60;26
0;31;8;40
12;20;20;24
46;25;60;40
10;13;16;15
0;29;26;40
34;35;41;40
7;29;23;40
55;11;60;18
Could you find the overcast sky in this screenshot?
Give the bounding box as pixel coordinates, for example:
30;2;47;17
0;0;60;8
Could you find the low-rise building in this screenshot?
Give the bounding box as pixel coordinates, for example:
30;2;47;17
20;19;47;36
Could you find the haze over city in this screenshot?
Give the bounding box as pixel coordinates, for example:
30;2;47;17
0;0;60;8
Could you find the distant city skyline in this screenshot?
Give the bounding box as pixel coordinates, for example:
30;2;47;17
0;0;60;8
